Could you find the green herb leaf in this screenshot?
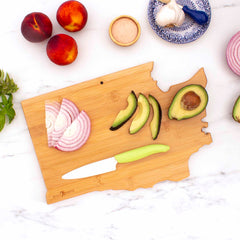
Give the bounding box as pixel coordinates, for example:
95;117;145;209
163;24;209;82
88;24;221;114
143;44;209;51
0;113;5;132
6;107;15;123
0;71;18;132
1;95;8;105
7;94;13;104
0;70;18;95
4;94;13;109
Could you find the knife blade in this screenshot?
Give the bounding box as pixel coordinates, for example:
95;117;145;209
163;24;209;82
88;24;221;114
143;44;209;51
62;144;170;179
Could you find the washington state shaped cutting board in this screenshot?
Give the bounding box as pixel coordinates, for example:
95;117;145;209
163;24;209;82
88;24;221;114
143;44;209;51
21;62;212;204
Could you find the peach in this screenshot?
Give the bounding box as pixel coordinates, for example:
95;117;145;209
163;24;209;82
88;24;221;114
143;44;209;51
56;1;88;32
21;12;52;42
46;34;78;65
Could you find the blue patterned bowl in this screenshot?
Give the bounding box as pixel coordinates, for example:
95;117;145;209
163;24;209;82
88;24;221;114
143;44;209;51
148;0;211;44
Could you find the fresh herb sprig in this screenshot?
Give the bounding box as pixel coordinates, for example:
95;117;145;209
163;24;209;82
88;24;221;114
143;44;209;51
0;70;18;132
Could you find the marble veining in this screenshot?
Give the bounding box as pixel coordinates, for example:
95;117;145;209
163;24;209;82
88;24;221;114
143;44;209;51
1;172;240;239
1;0;240;239
211;0;240;9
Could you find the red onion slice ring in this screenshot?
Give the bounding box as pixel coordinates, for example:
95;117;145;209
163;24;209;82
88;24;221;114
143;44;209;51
55;111;91;152
51;98;80;146
226;31;240;76
45;101;61;147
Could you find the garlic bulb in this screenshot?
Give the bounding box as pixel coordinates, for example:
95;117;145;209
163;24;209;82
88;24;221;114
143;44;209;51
156;0;185;27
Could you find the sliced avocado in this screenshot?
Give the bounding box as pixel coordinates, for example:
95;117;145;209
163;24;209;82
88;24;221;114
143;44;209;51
148;94;162;140
110;91;137;131
129;93;150;134
168;84;208;120
233;96;240;123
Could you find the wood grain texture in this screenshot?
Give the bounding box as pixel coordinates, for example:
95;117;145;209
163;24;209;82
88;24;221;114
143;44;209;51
21;62;212;204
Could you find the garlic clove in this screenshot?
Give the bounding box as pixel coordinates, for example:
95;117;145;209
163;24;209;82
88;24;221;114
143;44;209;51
156;5;176;27
156;0;185;27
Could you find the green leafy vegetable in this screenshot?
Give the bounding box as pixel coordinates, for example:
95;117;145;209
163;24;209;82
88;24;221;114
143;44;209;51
0;70;18;132
0;70;18;95
0;114;5;132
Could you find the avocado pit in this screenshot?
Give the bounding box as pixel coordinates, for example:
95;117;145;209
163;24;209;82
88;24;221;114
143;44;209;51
181;91;201;110
168;84;208;120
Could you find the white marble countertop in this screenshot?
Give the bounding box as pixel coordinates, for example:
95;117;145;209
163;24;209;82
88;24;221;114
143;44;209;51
1;0;240;239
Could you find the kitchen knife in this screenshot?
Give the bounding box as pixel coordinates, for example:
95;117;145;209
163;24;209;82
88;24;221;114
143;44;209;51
62;144;170;179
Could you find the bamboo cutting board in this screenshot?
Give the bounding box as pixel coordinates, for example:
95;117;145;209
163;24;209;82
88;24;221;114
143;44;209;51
21;62;212;204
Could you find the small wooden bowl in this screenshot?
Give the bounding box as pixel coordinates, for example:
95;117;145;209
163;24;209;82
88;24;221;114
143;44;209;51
109;15;141;47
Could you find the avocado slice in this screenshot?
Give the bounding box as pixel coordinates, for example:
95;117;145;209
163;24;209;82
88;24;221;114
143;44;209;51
129;93;150;134
168;84;208;120
110;91;137;131
148;94;162;140
233;96;240;123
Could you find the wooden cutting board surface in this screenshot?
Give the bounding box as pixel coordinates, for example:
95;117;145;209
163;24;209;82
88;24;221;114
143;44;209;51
21;62;212;204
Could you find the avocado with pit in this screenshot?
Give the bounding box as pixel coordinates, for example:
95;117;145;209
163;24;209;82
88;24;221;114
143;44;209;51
129;93;150;134
168;84;208;120
110;91;137;131
148;94;162;140
233;96;240;123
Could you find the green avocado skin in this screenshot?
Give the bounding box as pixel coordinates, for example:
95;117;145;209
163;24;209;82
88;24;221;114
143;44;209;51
148;94;162;140
233;96;240;123
110;91;137;131
168;84;208;120
129;93;150;134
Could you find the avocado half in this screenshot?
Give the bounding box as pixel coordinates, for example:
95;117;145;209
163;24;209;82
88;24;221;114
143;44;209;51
129;93;150;134
233;96;240;123
110;91;137;131
168;84;208;120
148;94;162;140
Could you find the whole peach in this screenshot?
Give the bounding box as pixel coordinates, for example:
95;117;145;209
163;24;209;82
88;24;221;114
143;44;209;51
21;12;52;42
56;1;88;32
46;34;78;65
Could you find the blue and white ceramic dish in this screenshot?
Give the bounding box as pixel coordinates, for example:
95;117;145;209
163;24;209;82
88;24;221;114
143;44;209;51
148;0;211;44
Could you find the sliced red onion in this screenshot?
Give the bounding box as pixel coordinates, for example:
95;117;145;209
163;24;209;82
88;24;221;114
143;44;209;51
51;98;80;146
55;111;91;152
226;31;240;76
45;101;61;147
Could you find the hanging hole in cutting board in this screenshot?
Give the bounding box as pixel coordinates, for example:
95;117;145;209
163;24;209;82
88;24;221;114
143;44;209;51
100;81;104;85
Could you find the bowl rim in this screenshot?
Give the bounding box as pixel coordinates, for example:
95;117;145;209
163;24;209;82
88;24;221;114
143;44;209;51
109;15;141;47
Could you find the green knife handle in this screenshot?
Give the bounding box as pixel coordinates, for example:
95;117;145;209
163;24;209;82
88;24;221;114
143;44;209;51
115;144;170;164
